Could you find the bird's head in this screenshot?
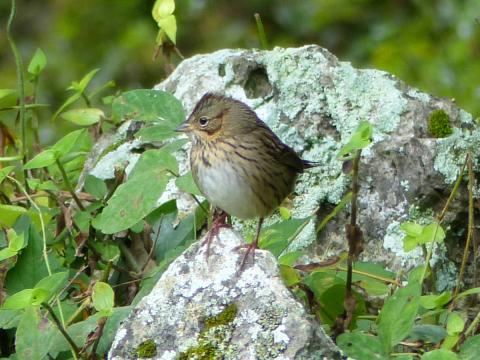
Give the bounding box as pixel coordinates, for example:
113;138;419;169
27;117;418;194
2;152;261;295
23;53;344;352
175;93;258;142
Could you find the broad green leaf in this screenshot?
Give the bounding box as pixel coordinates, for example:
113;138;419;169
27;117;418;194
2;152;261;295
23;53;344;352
152;0;175;22
112;89;185;126
95;168;169;234
259;218;310;257
84;174;108;199
5;224;51;294
402;222;445;252
459;334;480;360
90;242;120;262
24;149;57;169
446;312;464;335
35;272;69;300
176;171;201;196
27;48;47;76
15;306;55;360
442;334;460;350
421;349;458;360
0;166;15;184
129;148;178;178
52;129;85;157
61;108;104;126
135;124;177;142
420;223;446;244
420;292;452;310
157;15;177;44
0;309;22;329
2;288;49;309
7;229;26;252
400;222;423;237
278;251;302;266
0;89;17;101
0;247;17;261
303;272;345;299
337;333;388;360
279;265;300;287
51;92;81;121
339;121;373;156
409;324;447;344
377;282;421;353
92;282;114;317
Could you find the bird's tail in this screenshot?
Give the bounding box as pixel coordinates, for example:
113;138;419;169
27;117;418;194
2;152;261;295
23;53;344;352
302;159;320;169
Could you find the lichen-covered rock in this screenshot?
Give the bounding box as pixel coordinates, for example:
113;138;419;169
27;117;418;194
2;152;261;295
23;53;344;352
154;45;479;290
108;228;340;359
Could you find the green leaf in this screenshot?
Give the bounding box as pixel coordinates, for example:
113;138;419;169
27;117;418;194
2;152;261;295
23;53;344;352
52;129;86;157
279;207;292;220
135;124;177;142
7;228;26;252
15;306;55;360
0;309;22;329
279;265;300;287
23;149;57;169
421;349;458;360
442;334;460;350
92;282;114;317
35;272;69;300
409;325;448;344
459;334;480;360
0;88;17;102
176;171;201;196
0;166;15;184
69;68;100;93
157;15;177;44
152;0;175;22
420;292;452;310
337;333;388;360
402;222;446;252
61;108;104;126
446;312;464;335
95;168;169;234
84;174;108;199
2;288;49;309
338;121;373;156
259;218;310;257
90;242;120;263
112;89;185;126
377;282;421;353
278;251;302;266
400;222;424;237
51;92;81;121
129;148;178;178
0;247;18;261
456;287;480;300
27;48;47;76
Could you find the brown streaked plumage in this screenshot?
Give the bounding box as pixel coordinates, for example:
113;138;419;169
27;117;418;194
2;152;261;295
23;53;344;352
176;93;316;269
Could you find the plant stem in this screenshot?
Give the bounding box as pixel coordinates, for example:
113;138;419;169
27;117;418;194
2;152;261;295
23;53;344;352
56;158;85;211
254;13;269;49
89;317;107;359
6;0;29;192
81;92;92;108
43;302;81;357
453;151;475;299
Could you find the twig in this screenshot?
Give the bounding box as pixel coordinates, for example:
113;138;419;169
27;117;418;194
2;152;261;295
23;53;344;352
56;159;85;210
453;151;475;299
88;317;107;359
43;302;81;357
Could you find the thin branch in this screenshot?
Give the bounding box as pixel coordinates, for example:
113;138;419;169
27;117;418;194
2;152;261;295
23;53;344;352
56;159;85;210
43;302;81;357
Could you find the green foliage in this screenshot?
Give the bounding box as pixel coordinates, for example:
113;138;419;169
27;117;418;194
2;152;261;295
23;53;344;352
152;0;177;45
338;121;373;157
428;110;453;138
136;339;157;358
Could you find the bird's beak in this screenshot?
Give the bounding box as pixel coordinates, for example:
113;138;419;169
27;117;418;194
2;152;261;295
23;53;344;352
175;120;192;133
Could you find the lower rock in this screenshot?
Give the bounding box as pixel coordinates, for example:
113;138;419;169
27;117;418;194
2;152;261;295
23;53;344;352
109;228;340;359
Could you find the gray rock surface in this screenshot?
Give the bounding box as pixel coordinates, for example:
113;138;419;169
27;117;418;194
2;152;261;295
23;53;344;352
154;45;478;290
109;228;341;359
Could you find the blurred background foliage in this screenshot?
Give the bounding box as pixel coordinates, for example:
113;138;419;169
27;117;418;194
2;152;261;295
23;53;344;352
1;0;479;143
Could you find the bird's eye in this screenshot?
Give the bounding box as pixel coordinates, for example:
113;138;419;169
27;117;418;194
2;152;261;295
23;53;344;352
198;116;209;126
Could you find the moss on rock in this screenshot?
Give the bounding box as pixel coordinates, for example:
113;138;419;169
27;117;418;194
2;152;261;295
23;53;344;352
428;110;453;138
136;339;157;358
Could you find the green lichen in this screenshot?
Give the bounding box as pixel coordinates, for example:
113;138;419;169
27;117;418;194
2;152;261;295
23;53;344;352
136;339;157;358
177;303;238;359
428;110;453;138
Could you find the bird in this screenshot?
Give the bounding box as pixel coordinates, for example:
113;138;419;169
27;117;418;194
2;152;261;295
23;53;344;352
175;93;316;269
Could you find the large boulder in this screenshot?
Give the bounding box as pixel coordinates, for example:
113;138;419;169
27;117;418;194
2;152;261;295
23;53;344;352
109;228;341;359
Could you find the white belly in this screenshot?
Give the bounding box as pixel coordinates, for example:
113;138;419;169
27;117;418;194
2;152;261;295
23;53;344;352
196;163;262;219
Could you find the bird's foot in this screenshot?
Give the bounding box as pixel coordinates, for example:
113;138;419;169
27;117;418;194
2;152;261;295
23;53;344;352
235;241;259;272
202;211;231;258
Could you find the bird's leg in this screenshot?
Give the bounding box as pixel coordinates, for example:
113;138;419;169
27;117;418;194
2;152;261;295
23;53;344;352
202;208;231;258
238;217;264;271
